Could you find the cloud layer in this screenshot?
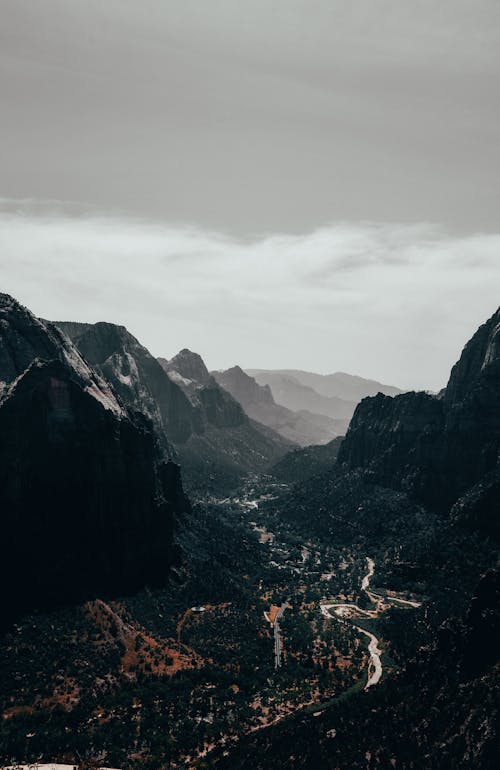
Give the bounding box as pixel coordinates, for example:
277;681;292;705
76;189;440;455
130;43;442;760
1;202;498;390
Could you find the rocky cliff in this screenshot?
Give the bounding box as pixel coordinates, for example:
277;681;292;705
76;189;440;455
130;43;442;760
0;295;189;626
338;308;500;526
56;321;196;447
55;326;289;493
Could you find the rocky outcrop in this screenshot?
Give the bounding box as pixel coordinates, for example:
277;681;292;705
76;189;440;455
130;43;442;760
159;348;211;386
338;308;500;522
213;366;342;445
159;354;247;429
0;296;189;626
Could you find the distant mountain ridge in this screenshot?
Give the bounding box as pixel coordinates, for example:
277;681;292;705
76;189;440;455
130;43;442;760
246;368;402;401
246;370;355;422
212;365;344;445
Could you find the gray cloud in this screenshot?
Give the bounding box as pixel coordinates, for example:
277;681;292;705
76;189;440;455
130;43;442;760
0;202;498;391
1;1;499;235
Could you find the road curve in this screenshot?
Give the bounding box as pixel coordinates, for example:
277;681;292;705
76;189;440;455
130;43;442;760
321;557;383;691
353;625;383;688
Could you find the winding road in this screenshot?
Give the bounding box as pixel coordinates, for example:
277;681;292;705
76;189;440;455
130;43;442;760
321;557;420;690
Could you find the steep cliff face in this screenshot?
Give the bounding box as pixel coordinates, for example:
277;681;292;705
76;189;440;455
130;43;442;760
56;321;196;446
158;351;245;427
1;296;122;412
55;325;289;493
338;308;500;519
0;296;189;626
213;366;341;445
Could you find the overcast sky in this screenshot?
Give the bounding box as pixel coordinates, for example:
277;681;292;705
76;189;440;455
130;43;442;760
1;1;499;389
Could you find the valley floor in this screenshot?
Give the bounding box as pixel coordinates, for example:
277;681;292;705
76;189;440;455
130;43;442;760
1;475;431;770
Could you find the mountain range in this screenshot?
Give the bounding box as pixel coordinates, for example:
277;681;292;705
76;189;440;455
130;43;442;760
212;365;345;445
245;368;402;436
213;366;402;445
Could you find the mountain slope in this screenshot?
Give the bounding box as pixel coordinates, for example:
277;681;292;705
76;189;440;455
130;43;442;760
55;324;289;493
212;365;342;445
271;436;344;483
159;351;291;491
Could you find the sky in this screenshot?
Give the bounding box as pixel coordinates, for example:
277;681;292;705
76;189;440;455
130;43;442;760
0;1;499;390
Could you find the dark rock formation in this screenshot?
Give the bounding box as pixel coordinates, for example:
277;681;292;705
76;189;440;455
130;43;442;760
338;308;500;523
56;321;195;446
159;348;211;386
0;296;189;626
213;365;342;445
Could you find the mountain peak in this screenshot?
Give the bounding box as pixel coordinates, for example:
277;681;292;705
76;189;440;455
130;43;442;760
162;348;211;385
445;307;500;405
0;294;123;417
213;366;275;407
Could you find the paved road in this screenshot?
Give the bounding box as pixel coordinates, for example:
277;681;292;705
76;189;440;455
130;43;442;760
274;603;288;669
321;557;421;691
320;558;383;690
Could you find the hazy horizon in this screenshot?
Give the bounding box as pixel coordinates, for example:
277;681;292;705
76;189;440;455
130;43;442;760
1;203;497;392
